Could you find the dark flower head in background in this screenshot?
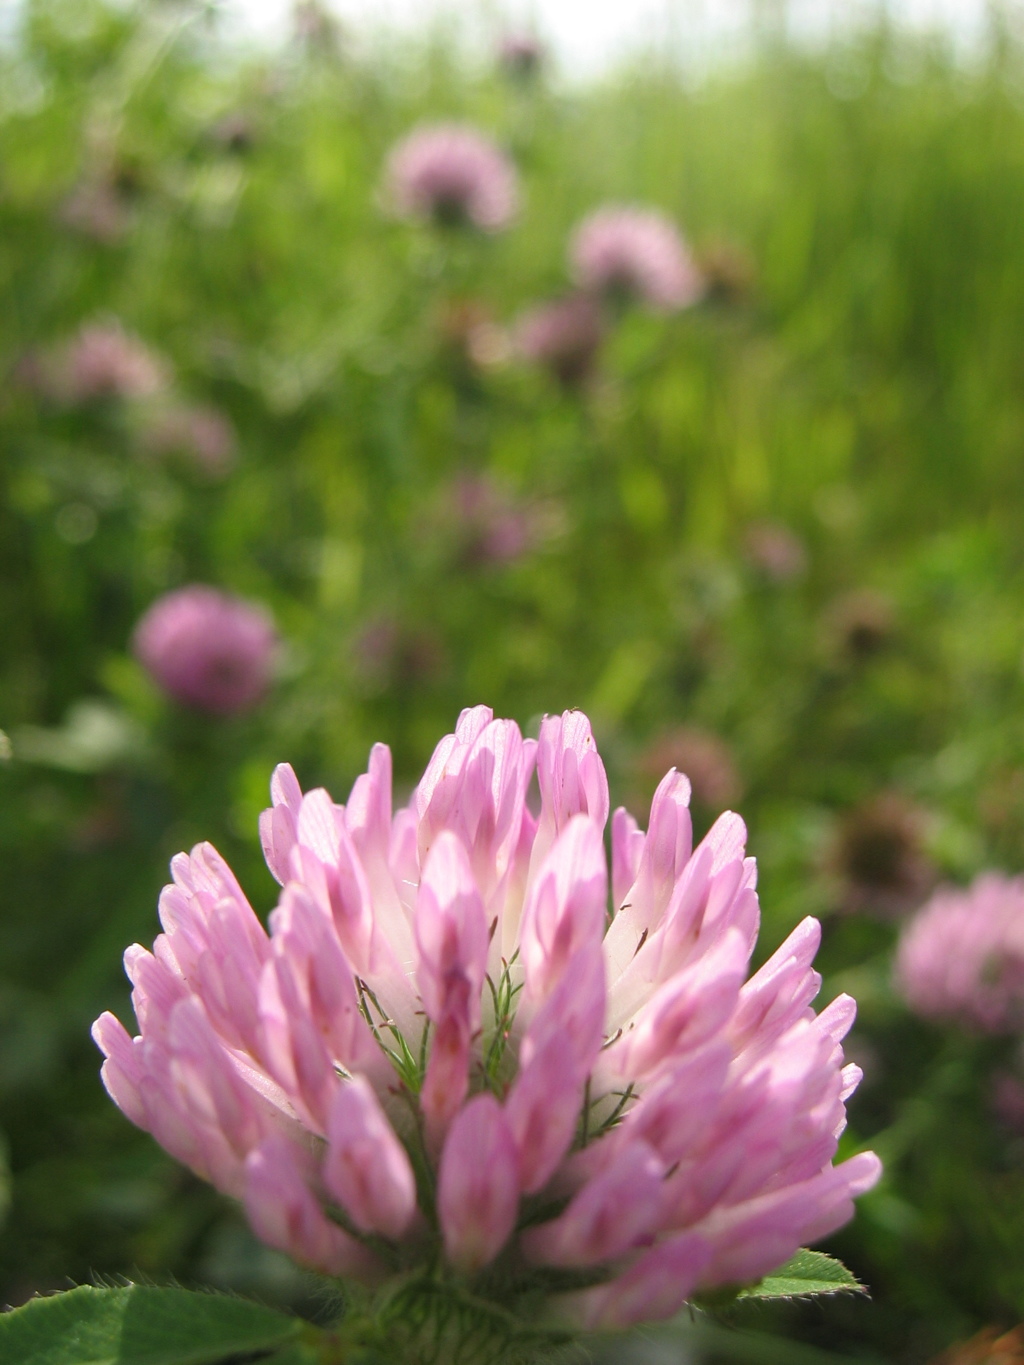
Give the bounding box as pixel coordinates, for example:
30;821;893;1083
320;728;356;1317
515;294;604;387
828;793;934;918
433;473;563;569
351;617;446;696
59;177;135;244
825;588;896;661
698;240;758;305
497;31;545;79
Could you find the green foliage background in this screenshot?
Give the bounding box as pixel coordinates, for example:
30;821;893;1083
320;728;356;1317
4;1;1024;1359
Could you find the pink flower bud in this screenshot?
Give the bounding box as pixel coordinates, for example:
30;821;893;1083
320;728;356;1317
579;1232;712;1329
92;1011;147;1129
519;816;607;1007
266;885;384;1083
324;1077;417;1240
535;711;610;851
345;743;395;884
245;1136;373;1277
259;763;303;886
415;832;489;1133
697;1152;882;1289
415;832;489;1026
523;1139;666;1266
505;1031;585;1194
438;1094;520;1271
611;806;645;910
602;929;746;1084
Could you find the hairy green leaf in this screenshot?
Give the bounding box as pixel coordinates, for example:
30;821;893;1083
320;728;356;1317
739;1249;865;1300
0;1284;305;1365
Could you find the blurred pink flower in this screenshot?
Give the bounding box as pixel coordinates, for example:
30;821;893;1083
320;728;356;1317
515;294;604;386
743;521;807;583
991;1068;1024;1133
351;616;445;694
570;206;704;311
93;706;878;1329
60;180;134;244
384;124;519;231
53;321;168;404
142;405;238;478
440;473;559;567
132;585;277;714
896;873;1024;1033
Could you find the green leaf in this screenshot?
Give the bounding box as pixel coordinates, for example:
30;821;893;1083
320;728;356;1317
739;1249;866;1300
0;1284;306;1365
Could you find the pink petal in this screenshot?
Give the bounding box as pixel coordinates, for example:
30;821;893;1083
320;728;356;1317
611;806;645;910
260;763;303;885
92;1011;147;1128
518;815;607;1007
505;1032;584;1194
580;1231;711;1329
522;1139;665;1266
696;1151;882;1289
534;711;610;857
245;1136;375;1277
608;928;746;1083
414;831;489;1027
324;1077;417;1240
519;940;606;1077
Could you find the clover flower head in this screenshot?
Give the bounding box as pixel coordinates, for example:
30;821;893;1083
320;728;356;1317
133;585;277;714
570;206;704;311
93;706;879;1337
385;124;519;231
896;873;1024;1033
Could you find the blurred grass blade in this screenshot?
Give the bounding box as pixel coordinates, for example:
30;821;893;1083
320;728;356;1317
682;1319;886;1365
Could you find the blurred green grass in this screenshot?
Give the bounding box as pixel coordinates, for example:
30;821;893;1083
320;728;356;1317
5;2;1024;1359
